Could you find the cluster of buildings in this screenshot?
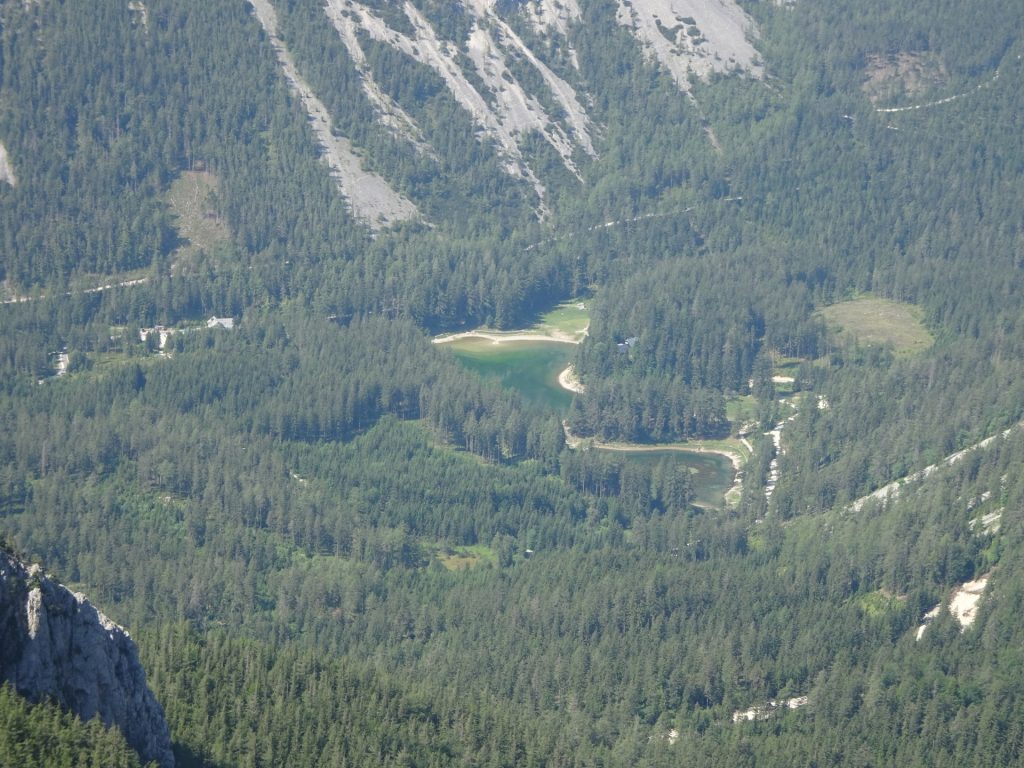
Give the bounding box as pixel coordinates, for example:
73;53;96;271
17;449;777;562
138;316;234;350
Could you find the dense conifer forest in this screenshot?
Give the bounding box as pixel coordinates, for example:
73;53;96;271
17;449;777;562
1;0;1022;764
0;683;142;768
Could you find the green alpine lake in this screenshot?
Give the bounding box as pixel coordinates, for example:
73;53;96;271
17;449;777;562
447;338;575;412
446;337;734;507
593;447;735;509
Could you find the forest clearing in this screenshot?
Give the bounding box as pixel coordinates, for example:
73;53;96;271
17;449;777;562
817;296;933;356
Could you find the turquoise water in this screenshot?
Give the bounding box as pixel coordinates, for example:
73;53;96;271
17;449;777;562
447;337;734;507
596;448;734;509
447;338;574;412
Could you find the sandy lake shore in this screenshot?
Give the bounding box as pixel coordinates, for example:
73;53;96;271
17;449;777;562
558;365;584;393
433;329;581;345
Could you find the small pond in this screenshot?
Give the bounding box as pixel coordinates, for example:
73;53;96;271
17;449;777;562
595;448;734;509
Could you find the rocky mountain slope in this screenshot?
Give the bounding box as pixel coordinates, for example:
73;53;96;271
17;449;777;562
615;0;763;88
248;0;422;230
0;550;174;767
246;0;761;216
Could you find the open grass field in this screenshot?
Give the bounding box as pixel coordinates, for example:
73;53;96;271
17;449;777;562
857;589;905;618
726;394;758;426
166;171;231;263
817;296;933;356
533;299;590;340
434;299;589;345
436;544;497;571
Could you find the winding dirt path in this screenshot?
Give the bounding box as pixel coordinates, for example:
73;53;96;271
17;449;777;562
3;277;149;306
874;60;1013;114
522;197;744;252
847;423;1022;513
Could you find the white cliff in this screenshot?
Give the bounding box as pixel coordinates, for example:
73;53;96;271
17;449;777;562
0;552;174;767
0;142;17;187
615;0;763;90
247;0;420;230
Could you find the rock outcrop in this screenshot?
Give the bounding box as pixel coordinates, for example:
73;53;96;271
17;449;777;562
0;142;16;187
0;551;174;767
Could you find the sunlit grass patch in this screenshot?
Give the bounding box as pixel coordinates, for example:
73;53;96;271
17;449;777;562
817;296;933;356
436;544;497;571
166;171;231;264
726;394;758;425
535;299;590;339
856;589;906;618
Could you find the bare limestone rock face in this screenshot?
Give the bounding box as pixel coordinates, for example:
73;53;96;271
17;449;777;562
0;551;174;767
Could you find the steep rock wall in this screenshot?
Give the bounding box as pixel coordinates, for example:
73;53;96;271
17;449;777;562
0;552;174;767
